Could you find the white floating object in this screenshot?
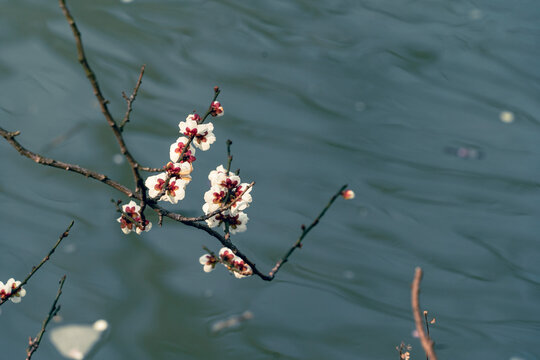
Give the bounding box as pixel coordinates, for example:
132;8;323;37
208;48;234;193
469;8;483;20
112;154;125;165
211;311;253;333
500;111;514;123
49;320;109;359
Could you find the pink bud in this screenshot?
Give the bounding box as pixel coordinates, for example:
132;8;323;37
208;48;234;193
341;189;355;200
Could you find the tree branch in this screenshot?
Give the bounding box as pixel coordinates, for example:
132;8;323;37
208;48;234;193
0;221;73;306
267;184;347;279
26;275;66;360
411;267;437;360
120;64;146;131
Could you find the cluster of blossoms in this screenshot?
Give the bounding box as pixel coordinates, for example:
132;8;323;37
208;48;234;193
199;247;253;278
0;278;26;303
116;200;152;235
202;165;252;234
119;102;223;235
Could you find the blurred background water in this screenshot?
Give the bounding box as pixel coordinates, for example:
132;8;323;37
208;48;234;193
1;0;540;359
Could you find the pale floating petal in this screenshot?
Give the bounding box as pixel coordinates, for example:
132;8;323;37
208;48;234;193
49;320;109;360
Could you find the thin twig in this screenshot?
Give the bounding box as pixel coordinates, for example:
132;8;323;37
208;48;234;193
26;275;66;360
139;166;163;172
267;184;347;279
0;127;135;197
59;0;147;220
0;221;74;306
120;64;146;131
411;267;438;360
225;139;233;176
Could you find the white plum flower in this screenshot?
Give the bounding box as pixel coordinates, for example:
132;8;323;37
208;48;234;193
0;278;26;303
169;136;196;164
219;247;235;263
179;115;200;137
116;200;152;235
145;173;188;204
231;256;253;278
210;101;224;117
227;212;249;234
179;115;216;151
193;122;216;151
216;248;252;278
164;161;193;180
199;254;218;273
203;184;252;215
202;208;249;234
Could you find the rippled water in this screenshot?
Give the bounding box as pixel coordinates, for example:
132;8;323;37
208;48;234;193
1;0;540;359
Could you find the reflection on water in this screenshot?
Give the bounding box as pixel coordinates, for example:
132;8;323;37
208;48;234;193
1;0;540;359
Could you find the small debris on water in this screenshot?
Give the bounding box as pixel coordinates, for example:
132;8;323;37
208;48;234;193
500;111;514;123
211;311;253;333
113;154;125;165
444;146;484;160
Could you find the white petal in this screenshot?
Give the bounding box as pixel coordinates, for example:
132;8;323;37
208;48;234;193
199;254;210;265
203;264;215;273
169;143;180;163
145;173;167;199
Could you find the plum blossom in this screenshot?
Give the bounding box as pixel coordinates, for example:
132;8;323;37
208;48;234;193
164;161;193;180
199;254;218;273
217;247;252;278
179;115;200;137
203;165;252;233
202;207;249;234
116;200;152;235
210;101;224;117
145;173;188;204
0;278;26;303
203;184;252;215
169;136;196;164
193;123;216;151
179;115;216;151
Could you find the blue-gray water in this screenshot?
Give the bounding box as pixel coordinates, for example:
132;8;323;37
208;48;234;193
1;0;540;359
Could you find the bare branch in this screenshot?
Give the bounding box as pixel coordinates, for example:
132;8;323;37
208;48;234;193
59;0;147;211
267;184;347;279
120;64;146;131
26;276;66;360
0;221;74;306
411;267;438;360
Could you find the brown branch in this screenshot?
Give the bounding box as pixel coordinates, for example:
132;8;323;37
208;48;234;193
267;184;347;279
0;127;135;197
0;220;74;306
139;166;163;172
411;267;438;360
120;64;146;131
26;275;66;360
1;125;344;282
59;0;146;214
